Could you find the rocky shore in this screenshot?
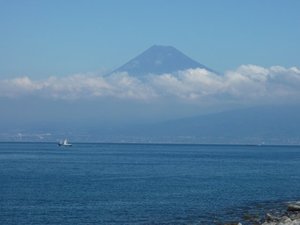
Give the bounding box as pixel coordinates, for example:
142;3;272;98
233;202;300;225
261;203;300;225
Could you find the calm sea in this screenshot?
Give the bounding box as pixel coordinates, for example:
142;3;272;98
0;143;300;225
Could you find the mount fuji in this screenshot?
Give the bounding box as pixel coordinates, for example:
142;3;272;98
113;45;214;76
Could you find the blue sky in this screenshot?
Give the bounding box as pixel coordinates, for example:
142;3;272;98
0;0;299;77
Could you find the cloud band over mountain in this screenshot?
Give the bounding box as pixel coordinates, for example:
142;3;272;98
1;65;300;104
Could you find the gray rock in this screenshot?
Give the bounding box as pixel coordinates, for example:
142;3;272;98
261;218;300;225
279;216;292;223
266;213;280;222
288;204;300;212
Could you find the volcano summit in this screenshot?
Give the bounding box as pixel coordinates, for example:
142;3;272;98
113;45;214;76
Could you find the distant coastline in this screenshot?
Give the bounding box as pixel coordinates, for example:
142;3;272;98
1;140;300;148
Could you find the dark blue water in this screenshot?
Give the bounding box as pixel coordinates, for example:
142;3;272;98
1;143;300;225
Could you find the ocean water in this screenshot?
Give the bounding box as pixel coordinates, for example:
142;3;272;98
0;143;300;225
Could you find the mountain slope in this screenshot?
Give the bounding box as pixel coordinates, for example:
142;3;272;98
113;45;214;76
124;105;300;144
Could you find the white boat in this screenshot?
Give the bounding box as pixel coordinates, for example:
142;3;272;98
58;139;72;147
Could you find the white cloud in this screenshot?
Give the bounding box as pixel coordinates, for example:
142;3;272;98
150;68;224;99
0;73;156;100
1;65;300;104
0;76;43;97
150;65;300;103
